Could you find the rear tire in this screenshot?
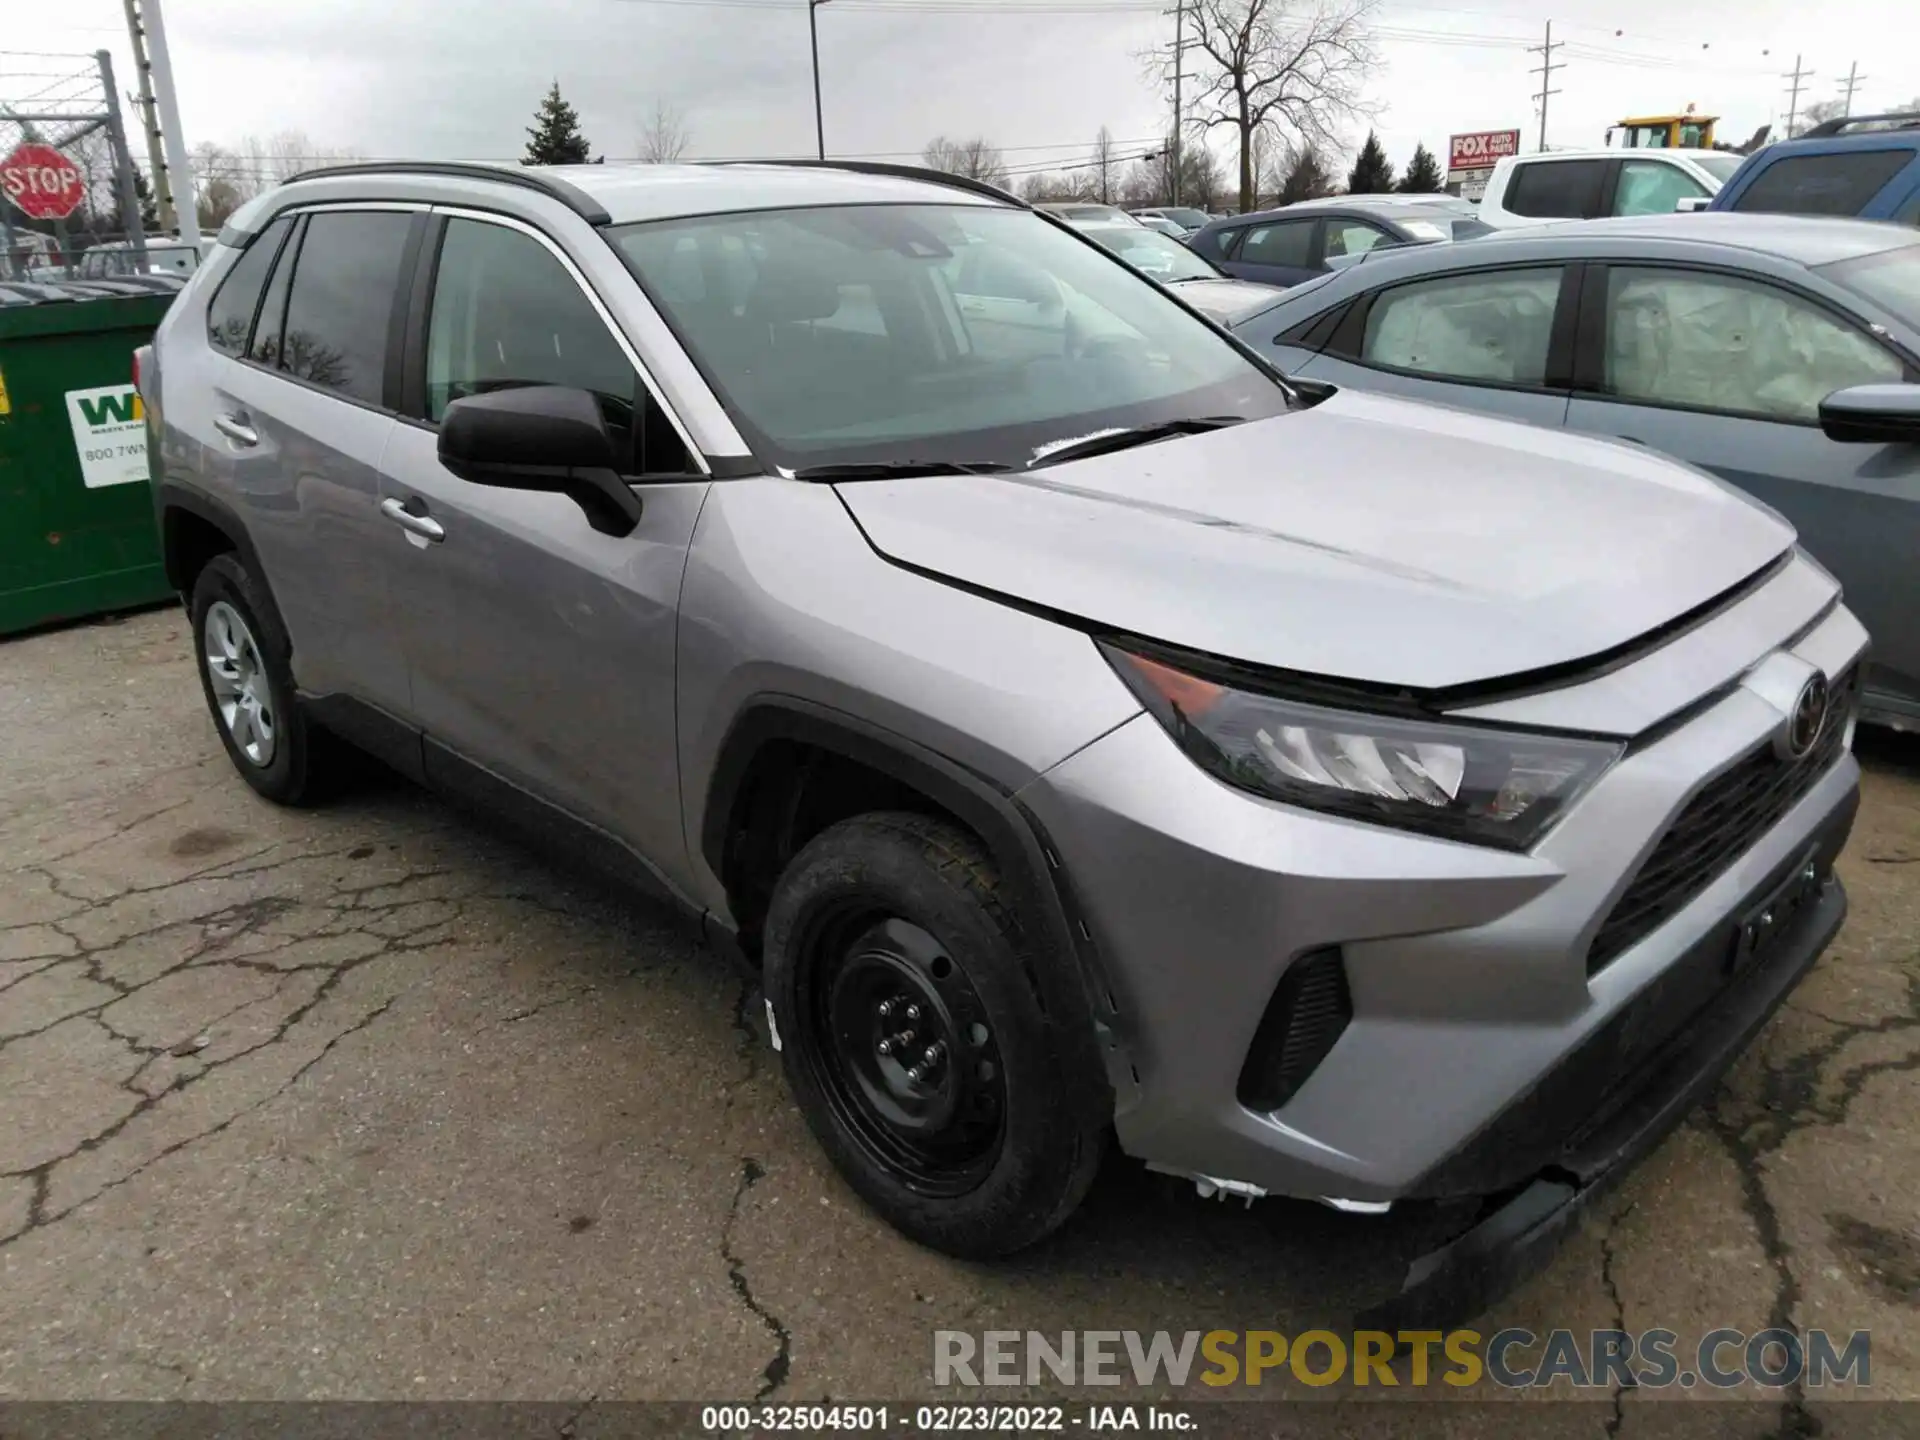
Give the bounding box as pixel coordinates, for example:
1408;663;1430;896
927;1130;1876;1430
189;554;345;806
764;811;1105;1258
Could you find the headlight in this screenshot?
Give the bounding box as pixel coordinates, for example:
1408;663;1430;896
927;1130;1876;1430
1102;643;1622;851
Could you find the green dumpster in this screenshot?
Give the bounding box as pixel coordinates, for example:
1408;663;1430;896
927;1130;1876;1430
0;276;184;635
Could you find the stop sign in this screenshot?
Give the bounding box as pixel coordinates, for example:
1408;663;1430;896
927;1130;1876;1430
2;143;87;221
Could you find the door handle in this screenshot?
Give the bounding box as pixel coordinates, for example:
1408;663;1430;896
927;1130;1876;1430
213;412;258;447
380;496;446;543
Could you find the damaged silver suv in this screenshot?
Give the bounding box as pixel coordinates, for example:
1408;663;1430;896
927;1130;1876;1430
141;159;1865;1323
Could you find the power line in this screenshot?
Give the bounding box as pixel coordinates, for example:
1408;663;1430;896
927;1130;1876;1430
1528;19;1562;153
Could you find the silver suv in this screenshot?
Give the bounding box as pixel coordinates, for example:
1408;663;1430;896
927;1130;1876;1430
142;161;1865;1322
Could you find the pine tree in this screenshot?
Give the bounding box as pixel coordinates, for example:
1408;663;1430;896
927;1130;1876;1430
1346;131;1395;194
1397;142;1444;194
524;83;591;166
1277;147;1330;205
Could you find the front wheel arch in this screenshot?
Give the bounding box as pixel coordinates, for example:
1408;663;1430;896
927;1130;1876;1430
700;700;1124;1129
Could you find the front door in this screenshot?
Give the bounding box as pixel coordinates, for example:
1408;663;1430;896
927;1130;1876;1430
1564;263;1920;714
376;212;710;889
1290;264;1576;428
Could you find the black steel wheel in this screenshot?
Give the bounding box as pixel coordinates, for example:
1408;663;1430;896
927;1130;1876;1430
803;912;1006;1197
763;811;1105;1258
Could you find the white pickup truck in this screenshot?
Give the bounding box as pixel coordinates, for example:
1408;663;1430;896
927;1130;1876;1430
1475;148;1744;228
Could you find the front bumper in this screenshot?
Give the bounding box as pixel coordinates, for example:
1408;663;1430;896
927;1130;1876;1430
1018;606;1866;1206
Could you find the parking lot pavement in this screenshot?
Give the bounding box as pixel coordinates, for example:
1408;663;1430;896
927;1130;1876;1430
2;607;1917;1415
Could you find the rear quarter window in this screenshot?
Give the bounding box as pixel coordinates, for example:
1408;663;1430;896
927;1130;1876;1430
1730;149;1915;216
204;217;292;356
1506;160;1606;219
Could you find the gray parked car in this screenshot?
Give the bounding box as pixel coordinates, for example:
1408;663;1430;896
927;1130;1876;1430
1231;212;1920;729
1189;194;1494;288
142;161;1866;1323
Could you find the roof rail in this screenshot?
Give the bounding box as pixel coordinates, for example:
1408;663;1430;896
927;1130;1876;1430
1800;111;1920;139
699;158;1028;208
285;161;612;224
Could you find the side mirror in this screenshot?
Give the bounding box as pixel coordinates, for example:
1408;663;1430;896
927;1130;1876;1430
438;385;642;537
1818;383;1920;444
1674;195;1713;213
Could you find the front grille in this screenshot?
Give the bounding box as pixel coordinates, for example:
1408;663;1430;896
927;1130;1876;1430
1587;667;1857;976
1237;949;1352;1113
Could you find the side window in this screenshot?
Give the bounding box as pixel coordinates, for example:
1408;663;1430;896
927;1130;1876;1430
1323;219;1392;259
1603;268;1902;420
248;216;301;367
1238;221;1314;268
1361;267;1563;385
426;217;689;473
204;216;291;357
1615;161;1707;217
1506;160;1605;219
1730;151;1913;216
277;210;412;405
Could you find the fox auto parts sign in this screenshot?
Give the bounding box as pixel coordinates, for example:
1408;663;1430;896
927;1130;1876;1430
65;384;149;489
1449;130;1522;171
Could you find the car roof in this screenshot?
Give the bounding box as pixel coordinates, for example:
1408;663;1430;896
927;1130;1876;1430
1482;211;1919;265
1500;148;1725;165
258;160;1010;232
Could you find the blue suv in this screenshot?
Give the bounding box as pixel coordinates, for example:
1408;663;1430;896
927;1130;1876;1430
1709;111;1920;224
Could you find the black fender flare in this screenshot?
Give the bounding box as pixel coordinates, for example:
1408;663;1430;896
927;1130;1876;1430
702;697;1131;1125
153;481;293;657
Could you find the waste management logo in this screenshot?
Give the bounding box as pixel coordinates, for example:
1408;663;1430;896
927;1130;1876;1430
64;383;149;489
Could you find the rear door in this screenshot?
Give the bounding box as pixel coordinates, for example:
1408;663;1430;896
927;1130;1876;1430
1503;159;1610;222
1218;218;1321;287
197;205;418;716
1285;263;1578;428
1563;262;1920;714
376;210;710;880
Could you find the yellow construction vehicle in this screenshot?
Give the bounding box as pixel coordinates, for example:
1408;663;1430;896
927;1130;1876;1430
1608;105;1718;150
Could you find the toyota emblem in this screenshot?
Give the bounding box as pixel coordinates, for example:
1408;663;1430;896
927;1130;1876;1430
1777;672;1830;761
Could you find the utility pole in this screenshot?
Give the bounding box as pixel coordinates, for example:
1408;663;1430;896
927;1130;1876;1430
1528;20;1563;152
96;51;149;265
1170;0;1184;205
123;0;175;233
1839;60;1865;117
808;0;831;160
1782;54;1814;138
140;0;199;245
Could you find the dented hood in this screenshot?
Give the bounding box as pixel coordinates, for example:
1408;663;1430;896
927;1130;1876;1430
835;388;1794;692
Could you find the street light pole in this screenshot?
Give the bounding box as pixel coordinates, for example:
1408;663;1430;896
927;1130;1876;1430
809;0;831;160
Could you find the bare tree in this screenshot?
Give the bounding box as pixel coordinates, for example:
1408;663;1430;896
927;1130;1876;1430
922;136;1009;188
1788;98;1847;138
1151;0;1380;212
637;101;692;163
1091;126;1118;203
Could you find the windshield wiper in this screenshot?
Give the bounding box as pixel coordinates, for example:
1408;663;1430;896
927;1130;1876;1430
1028;416;1246;469
790;459;1015;481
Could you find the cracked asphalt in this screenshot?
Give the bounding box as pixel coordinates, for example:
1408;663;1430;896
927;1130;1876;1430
3;608;1918;1423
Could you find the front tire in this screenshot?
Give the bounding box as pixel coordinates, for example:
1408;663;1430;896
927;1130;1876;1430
764;812;1105;1258
189;554;342;806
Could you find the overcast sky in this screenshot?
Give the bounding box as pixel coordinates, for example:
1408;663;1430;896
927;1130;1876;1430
10;0;1913;190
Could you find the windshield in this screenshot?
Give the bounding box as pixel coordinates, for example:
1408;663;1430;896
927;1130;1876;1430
1080;225;1223;282
1818;241;1920;329
1157;207;1211;230
608;203;1286;471
1696;154;1744;185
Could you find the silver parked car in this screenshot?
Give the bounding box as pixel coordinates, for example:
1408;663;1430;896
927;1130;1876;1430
1231;212;1920;729
1075;221;1281;324
143;161;1865;1323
